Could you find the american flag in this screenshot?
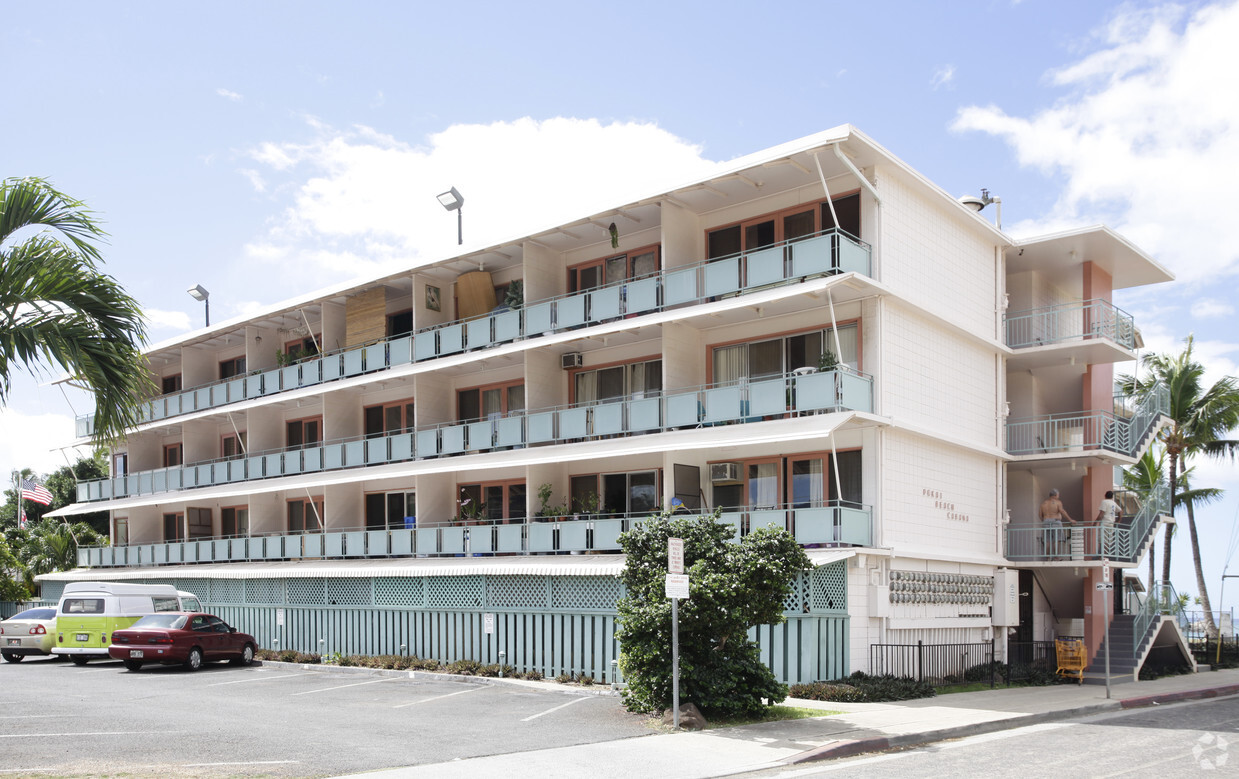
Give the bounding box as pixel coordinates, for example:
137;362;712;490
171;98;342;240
18;508;26;530
20;478;52;506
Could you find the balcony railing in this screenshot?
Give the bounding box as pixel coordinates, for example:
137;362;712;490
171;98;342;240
1005;382;1168;457
75;501;872;568
1004;484;1169;563
1004;299;1136;350
74;228;871;438
76;368;873;503
1134;580;1185;656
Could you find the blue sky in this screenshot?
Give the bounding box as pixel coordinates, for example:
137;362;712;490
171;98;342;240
3;1;1237;608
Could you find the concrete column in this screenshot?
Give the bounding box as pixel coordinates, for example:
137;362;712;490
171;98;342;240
1082;566;1108;660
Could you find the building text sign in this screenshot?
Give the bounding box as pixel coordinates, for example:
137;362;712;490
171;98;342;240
665;574;690;599
668;537;684;575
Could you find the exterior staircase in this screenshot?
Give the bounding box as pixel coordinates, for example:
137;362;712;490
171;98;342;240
1082;582;1196;685
1082;614;1140;684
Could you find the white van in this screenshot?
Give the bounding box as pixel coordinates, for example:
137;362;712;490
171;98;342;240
53;582;203;664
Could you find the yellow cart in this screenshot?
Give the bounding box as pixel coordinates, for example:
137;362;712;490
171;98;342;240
1055;638;1087;684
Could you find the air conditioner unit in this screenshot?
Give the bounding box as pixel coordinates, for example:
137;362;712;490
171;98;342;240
710;462;742;484
561;352;583;369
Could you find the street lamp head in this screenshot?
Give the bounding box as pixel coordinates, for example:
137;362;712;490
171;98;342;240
437;187;464;211
187;284;210;302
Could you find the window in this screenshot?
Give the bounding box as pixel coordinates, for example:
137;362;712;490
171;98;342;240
572;359;661;404
711;323;859;384
365;490;416;530
288;497;323;533
387;310;413;337
221;506;249;536
161;374;182;395
569;246;659;293
706;194;861;261
163;512;183;542
457;481;526;523
222;432;247;458
186;507;211;539
114;517;128;546
570;470;659;516
458;381;524;423
710;452;862;509
286;417;322;449
112;452;128;477
163;443;183;468
364;399;415;438
284;336;319;361
219;356;247;379
62;598;104;614
152;597;180;613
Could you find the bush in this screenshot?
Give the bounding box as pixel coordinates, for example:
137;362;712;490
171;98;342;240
579;674;595;686
445;659;483;676
792;674;934;702
520;669;544;681
555;672;575;684
788;681;867;703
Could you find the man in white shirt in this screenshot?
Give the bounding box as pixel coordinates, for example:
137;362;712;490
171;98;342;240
1096;490;1120;557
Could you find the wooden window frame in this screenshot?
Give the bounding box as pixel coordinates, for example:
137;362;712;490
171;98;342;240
221;505;249;537
285;415;323;450
219;355;247;380
162;443;183;468
567;244;661;293
364;398;416;438
705;191;862;259
186;506;212;539
364;489;416;530
707;449;862;510
457;379;524;423
286;496;324;533
706;319;863;380
221;432;247;459
456;479;527;523
567;355;661;404
161;374;182;395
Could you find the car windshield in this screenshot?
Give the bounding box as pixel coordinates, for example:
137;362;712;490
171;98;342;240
9;608;56;621
131;614;189;629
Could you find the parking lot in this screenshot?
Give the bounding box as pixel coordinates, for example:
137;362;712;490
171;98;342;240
0;655;652;777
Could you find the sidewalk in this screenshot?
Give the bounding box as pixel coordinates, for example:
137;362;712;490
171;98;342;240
342;668;1239;778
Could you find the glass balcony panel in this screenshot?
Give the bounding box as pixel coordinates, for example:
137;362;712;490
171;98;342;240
148;399;165;421
263;453;283;477
593;402;624;435
663;267;697;305
390;433;413;461
794;372;836;412
168;469;183;490
194;540;212;562
325;532;344;557
839;506;872;545
388;336;412;366
343;348;365;376
465;420;491;451
209;383;227;408
628;397;661;431
281;365;300;389
496;416;524;447
592;519;624;551
838;235;869;275
416;429;439;457
154;544;168;564
745;246;784;288
793;507;836;544
527;411;555;443
211;462;228;485
439;323;464;355
839;371;873;413
365;437;389;464
302;446;322;472
229;538;248;561
343;531;366;557
321;354;344;381
260;369;281;395
193;463;211;485
364;343;386;371
466;317;493;349
704;257;740;298
528;524;555;552
588;286;622;321
414;332;437;361
284;452;303;475
101;547;115;566
190;387;207;410
469;526;496;555
212;539;229;560
168;543;183;563
294;534;317;558
560;521;588;551
300;358;323;386
440;527;466;554
558;407;589;439
626;277;659;314
557;295;586;328
89;548;103;567
704;386;743;423
439;424;465;453
100;480;113;499
366;530;388;556
791;234;832;277
138;472;153;494
76;483;88;502
244;374;262;399
750;509;788;532
246;455;265;478
666;394;700;427
494;310;521;343
227;378;245;402
343;440;364;466
524;301;553;334
224;460;241;482
390;529;413;555
496;525;523;553
415;527;439;555
750;378;788;416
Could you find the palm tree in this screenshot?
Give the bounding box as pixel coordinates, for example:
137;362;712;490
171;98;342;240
0;177;153;444
1120;335;1239;637
16;519;102;593
1122;449;1164;593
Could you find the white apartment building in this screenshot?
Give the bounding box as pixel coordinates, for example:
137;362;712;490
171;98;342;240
44;125;1183;683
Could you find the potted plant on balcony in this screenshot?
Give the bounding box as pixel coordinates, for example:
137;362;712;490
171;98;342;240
817;349;838;372
535;483;567;523
455;491;487;526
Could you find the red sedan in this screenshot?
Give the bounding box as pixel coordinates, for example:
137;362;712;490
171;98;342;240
108;612;257;671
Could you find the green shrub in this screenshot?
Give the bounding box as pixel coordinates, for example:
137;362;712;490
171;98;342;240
446;659;483;676
279;649;299;663
294;652;321;664
578;675;595;686
556;672;575;684
521;669;544;681
788;681;867;702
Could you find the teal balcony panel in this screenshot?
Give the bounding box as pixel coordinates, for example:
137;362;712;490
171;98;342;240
414;332;438;361
364;342;385;371
343;531;366;558
704;257;740;298
439;323;464;355
528;524;554;553
719;512;743;542
663;267;697;305
594;403;623;436
705;385;743;423
560;521;587;550
343;348;365;376
466;317;493;349
416;527;439;555
589;286;622;322
745;246;784;289
440;527;465;554
391;529;413;555
496;416;524;447
791;234;832;277
838;235;869;274
559;407;589;438
390;433;413;461
343;440;364;466
527;412;555;443
365;438;388;464
627;277;659;314
557;295;586;328
469;527;496;555
302;534;322;557
497;525;523;553
495;310;521;342
593;519;624;551
628;397;661;431
524;301;553;335
281;365;300;389
389;336;413;366
441;424;466;454
415;429;439;457
467;420;493;451
366;530;388;556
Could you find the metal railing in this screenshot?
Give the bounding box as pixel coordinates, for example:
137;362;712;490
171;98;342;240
869;640;996;687
1004;299;1136;350
75;501;872;568
1004;483;1169;563
76;368;873;503
75;229;871;438
1134;580;1185;657
1005;382;1168;456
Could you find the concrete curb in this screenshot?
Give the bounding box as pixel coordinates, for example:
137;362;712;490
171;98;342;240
784;682;1239;765
253;658;621;697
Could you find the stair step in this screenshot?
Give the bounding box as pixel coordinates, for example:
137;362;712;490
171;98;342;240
1081;671;1137;685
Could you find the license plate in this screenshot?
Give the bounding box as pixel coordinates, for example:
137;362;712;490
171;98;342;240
5;638;17;646
75;633;89;642
129;650;144;658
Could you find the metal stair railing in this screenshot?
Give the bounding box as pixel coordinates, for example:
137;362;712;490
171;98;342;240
1133;580;1184;659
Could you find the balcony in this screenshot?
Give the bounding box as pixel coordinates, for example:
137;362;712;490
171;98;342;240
75;501;872;568
1004;484;1168;564
76;368;874;503
74;228;871;438
1005;382;1168;458
1004;299;1136;350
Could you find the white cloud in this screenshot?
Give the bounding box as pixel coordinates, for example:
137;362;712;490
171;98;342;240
931;65;956;90
144;308;191;331
238;168;266;193
952;2;1239;285
0;408;83;480
1192;299;1235;319
242;117;721;288
216;88;242;102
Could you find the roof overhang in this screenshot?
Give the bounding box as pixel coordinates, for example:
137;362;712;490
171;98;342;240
1008;226;1174;291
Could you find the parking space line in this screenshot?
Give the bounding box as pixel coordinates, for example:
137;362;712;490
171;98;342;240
291;677;406;696
520;695;589;722
0;768;56;774
207;672;304;687
393;685;482;709
0;730;187;739
181;761;299;767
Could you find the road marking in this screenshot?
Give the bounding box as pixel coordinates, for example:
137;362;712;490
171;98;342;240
0;714;82;720
0;768;56;774
206;672;304;687
393;686;482;709
181;761;300;767
291;677;406;695
0;730;185;739
521;695;589;722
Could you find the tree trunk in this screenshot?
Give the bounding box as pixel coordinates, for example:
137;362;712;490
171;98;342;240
1187;499;1219;638
1162;451;1179;584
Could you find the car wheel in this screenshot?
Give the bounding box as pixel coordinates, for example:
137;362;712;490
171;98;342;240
184;647;203;671
71;656;89;666
1;652;22;663
123;660;143;672
231;644;255;666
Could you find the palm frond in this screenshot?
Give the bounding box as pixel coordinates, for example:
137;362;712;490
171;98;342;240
0;177;107;263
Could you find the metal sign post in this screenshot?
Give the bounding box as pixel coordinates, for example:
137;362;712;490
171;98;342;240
667;538;686;730
1096;578;1114;699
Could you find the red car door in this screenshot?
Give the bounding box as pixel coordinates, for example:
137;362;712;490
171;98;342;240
187;615;218;661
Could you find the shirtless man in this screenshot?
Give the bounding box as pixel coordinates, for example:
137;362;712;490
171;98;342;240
1039;489;1073;560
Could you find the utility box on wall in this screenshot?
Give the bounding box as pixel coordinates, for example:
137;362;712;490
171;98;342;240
991;568;1020;627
